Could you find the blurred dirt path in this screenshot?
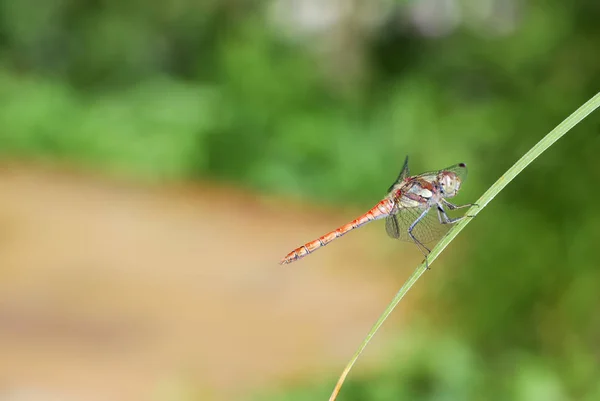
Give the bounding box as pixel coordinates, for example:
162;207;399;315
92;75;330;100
0;166;422;401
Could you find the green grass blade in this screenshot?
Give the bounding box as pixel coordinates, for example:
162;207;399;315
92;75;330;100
328;92;600;401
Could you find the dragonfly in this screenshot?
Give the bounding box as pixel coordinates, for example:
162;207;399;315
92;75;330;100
279;156;476;266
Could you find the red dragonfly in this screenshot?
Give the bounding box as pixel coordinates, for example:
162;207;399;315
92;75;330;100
279;157;475;266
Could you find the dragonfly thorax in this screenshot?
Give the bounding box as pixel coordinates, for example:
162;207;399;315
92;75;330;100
389;179;437;209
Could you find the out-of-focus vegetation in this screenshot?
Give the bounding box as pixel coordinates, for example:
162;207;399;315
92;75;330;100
1;0;599;400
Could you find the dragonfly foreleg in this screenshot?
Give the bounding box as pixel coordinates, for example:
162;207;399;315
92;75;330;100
408;208;432;269
442;199;478;210
437;204;470;225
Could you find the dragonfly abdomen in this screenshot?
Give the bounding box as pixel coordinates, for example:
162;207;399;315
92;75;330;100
279;199;394;265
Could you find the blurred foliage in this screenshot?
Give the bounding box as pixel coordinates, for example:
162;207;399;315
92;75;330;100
0;0;599;400
260;329;600;401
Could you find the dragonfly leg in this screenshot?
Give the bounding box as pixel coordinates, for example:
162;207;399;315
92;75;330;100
408;208;432;269
442;199;478;210
436;207;444;224
437;204;471;224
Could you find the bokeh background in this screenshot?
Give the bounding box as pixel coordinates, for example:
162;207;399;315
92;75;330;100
0;0;599;400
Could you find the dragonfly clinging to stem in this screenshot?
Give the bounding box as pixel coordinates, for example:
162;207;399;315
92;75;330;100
279;156;476;267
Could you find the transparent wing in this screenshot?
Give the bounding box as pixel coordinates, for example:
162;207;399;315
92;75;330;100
385;204;450;244
445;162;468;182
387;156;410;193
415;162;468;183
385;212;401;239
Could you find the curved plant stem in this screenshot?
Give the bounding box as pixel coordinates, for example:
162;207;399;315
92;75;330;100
328;92;600;401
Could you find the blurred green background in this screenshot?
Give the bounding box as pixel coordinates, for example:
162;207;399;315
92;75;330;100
0;0;599;400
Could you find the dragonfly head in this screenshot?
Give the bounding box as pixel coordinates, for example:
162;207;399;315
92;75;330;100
438;167;464;198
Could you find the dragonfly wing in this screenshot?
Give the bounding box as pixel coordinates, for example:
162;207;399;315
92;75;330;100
387;156;410;192
387;206;451;244
445;162;468;182
399;156;410;180
385;214;401;239
415;163;468;183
